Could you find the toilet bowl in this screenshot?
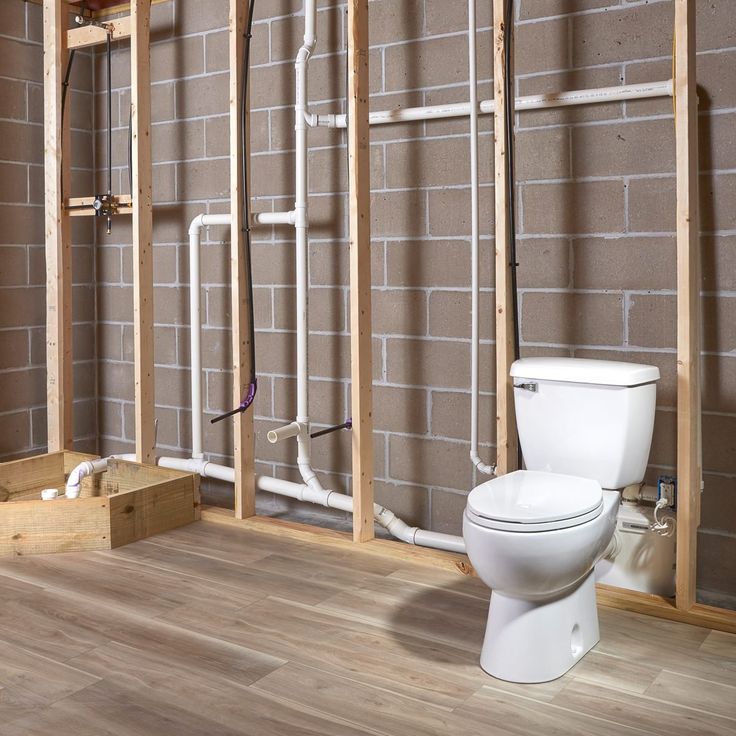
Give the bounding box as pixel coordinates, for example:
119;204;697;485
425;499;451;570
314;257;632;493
464;357;659;683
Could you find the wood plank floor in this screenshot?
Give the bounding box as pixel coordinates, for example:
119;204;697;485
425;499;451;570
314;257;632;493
0;521;734;735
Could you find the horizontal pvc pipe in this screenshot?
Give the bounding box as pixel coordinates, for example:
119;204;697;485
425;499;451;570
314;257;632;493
329;80;674;128
157;458;465;553
252;211;296;225
267;422;301;444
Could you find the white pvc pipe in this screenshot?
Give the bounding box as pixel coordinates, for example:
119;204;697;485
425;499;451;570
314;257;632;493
65;458;110;498
252;211;295;225
293;0;325;495
328;79;674;128
468;0;495;478
267;421;301;444
188;213;232;459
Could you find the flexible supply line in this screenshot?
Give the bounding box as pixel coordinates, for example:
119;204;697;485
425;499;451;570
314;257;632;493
468;0;496;477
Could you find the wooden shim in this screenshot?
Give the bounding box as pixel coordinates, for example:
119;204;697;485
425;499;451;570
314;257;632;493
674;0;701;611
66;16;131;49
44;0;73;451
229;0;256;518
130;0;155;464
492;0;518;475
347;0;374;543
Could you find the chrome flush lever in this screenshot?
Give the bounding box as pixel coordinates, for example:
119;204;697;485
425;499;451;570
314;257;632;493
514;382;538;392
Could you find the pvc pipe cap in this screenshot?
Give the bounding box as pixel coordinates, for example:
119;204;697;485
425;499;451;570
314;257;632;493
41;488;59;501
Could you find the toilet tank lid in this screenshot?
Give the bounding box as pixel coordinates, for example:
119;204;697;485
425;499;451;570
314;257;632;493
510;357;660;387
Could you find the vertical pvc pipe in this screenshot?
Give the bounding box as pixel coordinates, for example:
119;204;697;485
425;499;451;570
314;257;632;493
469;0;495;477
294;0;324;492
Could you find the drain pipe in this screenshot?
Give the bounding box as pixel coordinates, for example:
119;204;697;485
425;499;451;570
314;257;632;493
468;0;496;477
188;213;233;458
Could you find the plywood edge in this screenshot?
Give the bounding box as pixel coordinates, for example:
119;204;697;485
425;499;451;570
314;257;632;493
200;507;474;576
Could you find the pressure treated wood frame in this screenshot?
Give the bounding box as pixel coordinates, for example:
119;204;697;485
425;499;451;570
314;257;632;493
43;0;154;462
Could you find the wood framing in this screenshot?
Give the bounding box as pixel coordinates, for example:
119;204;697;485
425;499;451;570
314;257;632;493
44;0;73;451
131;0;155;464
229;0;256;519
674;0;701;611
492;0;519;475
66;16;131;49
347;0;374;543
0;453;199;556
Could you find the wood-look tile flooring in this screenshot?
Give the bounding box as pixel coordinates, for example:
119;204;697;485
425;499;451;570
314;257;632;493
0;521;734;735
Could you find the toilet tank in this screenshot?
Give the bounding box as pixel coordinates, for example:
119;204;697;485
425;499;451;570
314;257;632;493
511;358;660;489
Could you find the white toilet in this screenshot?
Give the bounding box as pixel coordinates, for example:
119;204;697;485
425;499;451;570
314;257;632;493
463;357;660;683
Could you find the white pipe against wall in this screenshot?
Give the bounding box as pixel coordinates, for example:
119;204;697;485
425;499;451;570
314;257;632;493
188;214;233;459
252;211;295;225
293;0;324;495
326;79;674;128
468;0;495;478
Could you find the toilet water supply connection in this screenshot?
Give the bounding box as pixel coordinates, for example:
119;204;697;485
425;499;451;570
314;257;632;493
65;0;676;553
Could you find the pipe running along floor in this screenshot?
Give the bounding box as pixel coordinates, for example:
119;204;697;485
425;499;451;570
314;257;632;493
0;522;734;735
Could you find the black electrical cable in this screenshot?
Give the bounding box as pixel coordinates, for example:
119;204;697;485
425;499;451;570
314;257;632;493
106;31;113;198
503;1;524;469
128;105;133;196
504;0;520;363
211;0;258;425
60;49;76;199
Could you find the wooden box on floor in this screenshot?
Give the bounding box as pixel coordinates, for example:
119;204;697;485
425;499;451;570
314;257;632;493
0;451;200;556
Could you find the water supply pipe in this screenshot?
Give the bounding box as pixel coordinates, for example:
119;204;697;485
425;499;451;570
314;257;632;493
324;80;674;128
468;0;495;477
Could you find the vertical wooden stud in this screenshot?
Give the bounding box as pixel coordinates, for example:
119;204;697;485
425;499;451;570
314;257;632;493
493;0;518;475
230;0;256;519
348;0;374;542
674;0;701;611
131;0;155;464
44;0;73;451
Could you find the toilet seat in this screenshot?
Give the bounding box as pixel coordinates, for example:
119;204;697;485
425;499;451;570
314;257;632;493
466;470;604;532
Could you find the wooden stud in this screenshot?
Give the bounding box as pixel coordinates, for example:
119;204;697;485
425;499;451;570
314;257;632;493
492;0;518;475
44;0;73;452
347;0;374;543
130;0;155;464
66;16;131;49
229;0;256;519
674;0;701;611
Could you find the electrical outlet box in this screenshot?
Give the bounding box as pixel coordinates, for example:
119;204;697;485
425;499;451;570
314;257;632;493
657;475;677;508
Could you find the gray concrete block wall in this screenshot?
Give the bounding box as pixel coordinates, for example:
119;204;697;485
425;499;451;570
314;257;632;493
1;0;734;603
0;1;97;458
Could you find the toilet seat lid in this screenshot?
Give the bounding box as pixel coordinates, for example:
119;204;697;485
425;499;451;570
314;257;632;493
467;470;603;525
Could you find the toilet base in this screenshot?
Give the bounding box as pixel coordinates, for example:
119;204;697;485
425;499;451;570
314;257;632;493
480;571;600;683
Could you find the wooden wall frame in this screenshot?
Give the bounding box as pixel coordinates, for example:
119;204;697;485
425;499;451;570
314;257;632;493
229;0;256;519
347;0;374;543
42;0;154;462
491;0;703;612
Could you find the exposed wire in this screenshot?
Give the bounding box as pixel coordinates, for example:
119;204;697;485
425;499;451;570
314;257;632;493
60;49;76;199
211;0;258;425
